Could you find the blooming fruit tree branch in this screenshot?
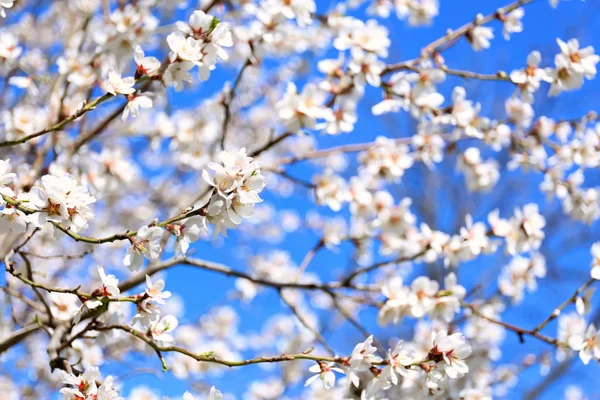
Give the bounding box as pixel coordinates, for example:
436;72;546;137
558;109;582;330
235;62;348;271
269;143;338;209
0;0;598;399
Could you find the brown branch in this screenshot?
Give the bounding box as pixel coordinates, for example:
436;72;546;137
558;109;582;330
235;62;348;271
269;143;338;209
295;239;325;280
531;278;596;334
250;131;294;158
385;63;512;82
220;56;254;149
6;261;138;303
118;257;349;294
279;290;335;355
96;323;347;368
463;302;563;347
0;93;114;148
339;249;428;287
384;0;538;73
0;323;40;354
1;189;214;245
269;136;417;167
270;168;317;189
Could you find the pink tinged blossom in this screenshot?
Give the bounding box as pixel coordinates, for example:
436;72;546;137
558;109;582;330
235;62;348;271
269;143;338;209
133;297;162;327
0;203;27;234
277;82;327;132
498;254;546;304
313;170;349;212
60;367;100;398
348;49;385;88
544;38;599;97
60;367;121;400
506;97;534;128
0;32;21;60
319;99;358;135
179;10;213;36
210;23;234;59
432;272;466;322
24;174;96;233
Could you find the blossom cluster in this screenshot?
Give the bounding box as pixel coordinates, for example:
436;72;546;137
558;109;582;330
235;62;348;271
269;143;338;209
304;330;472;396
0;159;96;235
60;367;121;400
378;273;466;326
202;148;266;236
166;10;233;83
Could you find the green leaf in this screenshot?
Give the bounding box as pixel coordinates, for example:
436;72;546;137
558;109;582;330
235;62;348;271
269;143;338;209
209;17;220;32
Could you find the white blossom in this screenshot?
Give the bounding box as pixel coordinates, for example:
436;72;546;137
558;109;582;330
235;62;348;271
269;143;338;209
431;330;472;379
123;226;164;271
510;51;551;103
96;266;120;297
304;362;343;390
150;315;178;342
122;93;153;120
134;45;161;77
469;26;494;51
569;324;600;364
347;335;383;386
105;69;136;96
503;8;524;40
